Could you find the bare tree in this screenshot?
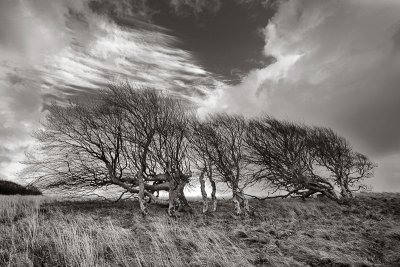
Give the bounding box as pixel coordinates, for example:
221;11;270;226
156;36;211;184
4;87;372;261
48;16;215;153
191;114;255;215
106;84;193;215
26;98;132;197
310;127;376;198
150;93;194;214
27;84;195;216
189;119;217;213
246;116;340;201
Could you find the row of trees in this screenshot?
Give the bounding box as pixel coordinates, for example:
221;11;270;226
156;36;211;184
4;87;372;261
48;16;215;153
26;84;375;216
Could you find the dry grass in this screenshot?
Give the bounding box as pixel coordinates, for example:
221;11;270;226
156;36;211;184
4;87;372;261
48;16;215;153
0;193;399;266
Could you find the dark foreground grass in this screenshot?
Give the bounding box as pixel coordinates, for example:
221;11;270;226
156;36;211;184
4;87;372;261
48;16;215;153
0;193;399;266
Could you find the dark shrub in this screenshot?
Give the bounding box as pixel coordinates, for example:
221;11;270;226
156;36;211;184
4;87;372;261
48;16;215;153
0;180;42;195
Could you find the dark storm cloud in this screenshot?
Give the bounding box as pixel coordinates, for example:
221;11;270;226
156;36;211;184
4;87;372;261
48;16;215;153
168;0;222;17
148;0;277;82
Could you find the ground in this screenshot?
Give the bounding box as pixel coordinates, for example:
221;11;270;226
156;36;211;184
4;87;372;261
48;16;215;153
0;193;399;266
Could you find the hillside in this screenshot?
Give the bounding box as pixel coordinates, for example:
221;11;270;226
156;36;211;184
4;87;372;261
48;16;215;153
0;180;41;195
0;193;399;266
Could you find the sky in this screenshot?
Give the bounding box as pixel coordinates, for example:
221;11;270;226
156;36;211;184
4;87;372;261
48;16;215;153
0;0;399;192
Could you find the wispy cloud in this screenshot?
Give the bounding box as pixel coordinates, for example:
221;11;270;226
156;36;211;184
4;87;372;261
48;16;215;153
0;0;223;180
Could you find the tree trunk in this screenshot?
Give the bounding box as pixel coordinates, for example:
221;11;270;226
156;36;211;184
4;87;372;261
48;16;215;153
168;174;192;216
340;184;352;198
343;180;353;198
168;177;178;216
336;173;352;199
238;189;250;215
232;186;242;215
210;176;217;212
199;168;208;213
307;177;341;203
108;167;169;207
323;188;340;202
177;177;192;213
137;173;147;215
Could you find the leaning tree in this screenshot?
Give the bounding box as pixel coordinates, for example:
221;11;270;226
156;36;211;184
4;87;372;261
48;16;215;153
309;127;376;198
26;98;132;197
245;116;340;201
105;84;194;215
189;118;217;213
27;85;194;216
191;114;256;215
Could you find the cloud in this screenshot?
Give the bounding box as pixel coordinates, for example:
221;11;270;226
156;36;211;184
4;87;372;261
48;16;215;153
201;0;400;153
199;0;400;191
0;0;223;181
0;0;91;64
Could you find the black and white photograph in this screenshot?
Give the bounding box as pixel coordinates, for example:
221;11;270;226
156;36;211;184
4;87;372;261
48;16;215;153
0;0;400;266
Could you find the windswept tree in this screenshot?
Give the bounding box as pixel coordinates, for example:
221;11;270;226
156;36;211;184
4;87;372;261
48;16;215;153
148;91;194;214
26;98;131;196
27;85;194;216
246;117;340;201
189;119;217;213
191;114;255;215
310;127;376;198
105;84;193;215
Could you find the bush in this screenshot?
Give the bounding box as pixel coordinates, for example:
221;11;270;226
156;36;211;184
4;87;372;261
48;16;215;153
0;180;42;195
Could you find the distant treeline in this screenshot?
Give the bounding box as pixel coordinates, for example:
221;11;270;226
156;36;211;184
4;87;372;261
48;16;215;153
25;83;375;216
0;180;42;195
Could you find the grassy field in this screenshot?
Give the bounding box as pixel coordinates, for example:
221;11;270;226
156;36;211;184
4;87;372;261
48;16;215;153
0;193;399;267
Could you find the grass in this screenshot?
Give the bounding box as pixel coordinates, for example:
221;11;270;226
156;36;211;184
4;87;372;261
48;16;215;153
0;193;399;266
